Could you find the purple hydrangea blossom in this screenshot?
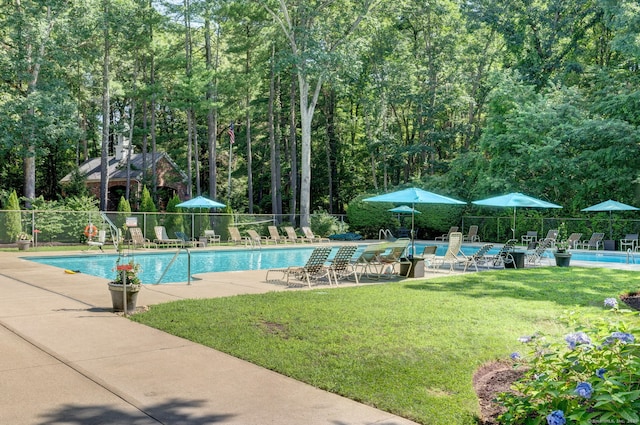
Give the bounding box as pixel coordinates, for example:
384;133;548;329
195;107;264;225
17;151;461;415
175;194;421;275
510;352;521;360
575;382;593;399
604;298;618;308
604;332;635;345
565;332;592;349
546;410;566;425
596;368;607;379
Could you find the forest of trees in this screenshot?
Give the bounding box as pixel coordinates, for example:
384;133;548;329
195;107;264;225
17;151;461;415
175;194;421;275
1;0;639;225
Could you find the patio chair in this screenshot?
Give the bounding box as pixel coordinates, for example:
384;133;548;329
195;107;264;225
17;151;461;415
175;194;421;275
265;247;332;287
565;232;582;249
526;238;553;266
463;225;480;242
267;226;286;244
129;227;157;249
492;239;518;268
376;239;412;277
461;243;494;272
246;229;266;247
326;245;359;285
577;232;604;250
203;230;221;244
417;245;438;271
352;242;389;278
620;233;638;251
435;232;464;272
283;226;306;243
228;226;248;245
544;229;559;247
435;226;458;242
154;226;182;247
175;231;206;248
301;226;330;243
521;231;537;246
86;229;107;251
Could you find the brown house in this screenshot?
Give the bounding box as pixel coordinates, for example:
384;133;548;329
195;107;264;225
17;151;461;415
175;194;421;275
61;152;188;211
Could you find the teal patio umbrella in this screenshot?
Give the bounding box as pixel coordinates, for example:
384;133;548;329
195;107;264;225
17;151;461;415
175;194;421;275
581;199;639;240
176;196;226;209
177;196;226;238
472;192;562;239
364;188;466;255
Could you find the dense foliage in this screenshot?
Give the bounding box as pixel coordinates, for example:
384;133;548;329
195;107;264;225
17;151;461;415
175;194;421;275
499;304;640;424
0;0;638;219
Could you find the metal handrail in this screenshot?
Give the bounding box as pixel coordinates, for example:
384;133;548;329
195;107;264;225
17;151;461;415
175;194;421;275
627;248;636;264
100;211;120;251
156;248;192;285
378;229;394;240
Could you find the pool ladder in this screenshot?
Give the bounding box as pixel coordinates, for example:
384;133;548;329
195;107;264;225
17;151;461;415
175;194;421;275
627;248;636;264
156;248;192;285
379;229;394;240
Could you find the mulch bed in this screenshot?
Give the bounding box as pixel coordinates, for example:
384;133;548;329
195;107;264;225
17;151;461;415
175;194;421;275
473;361;526;425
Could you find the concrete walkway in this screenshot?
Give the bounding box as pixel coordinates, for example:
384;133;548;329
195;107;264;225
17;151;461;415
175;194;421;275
2;245;639;425
0;248;421;425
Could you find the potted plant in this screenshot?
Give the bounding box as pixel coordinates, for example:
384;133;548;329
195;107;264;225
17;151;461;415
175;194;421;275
16;232;32;251
108;259;142;314
553;223;572;267
619;291;640;311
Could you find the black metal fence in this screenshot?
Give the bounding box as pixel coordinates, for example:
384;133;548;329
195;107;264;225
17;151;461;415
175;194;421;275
0;210;345;246
461;215;640;246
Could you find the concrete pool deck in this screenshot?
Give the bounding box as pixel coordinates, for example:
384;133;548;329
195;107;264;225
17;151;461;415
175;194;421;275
1;243;639;424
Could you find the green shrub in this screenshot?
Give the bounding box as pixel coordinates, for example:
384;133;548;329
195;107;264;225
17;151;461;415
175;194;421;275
3;189;22;241
498;301;640;425
310;209;341;236
346;194;394;238
165;194;184;237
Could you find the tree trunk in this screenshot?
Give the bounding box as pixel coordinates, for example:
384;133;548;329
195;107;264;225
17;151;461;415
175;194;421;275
205;15;219;200
100;0;110;211
269;44;282;220
289;77;297;226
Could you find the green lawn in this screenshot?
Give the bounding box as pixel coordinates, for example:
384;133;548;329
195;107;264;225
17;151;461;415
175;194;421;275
131;267;640;425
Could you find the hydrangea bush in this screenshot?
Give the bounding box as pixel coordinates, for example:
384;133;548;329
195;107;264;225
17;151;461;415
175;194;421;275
497;300;640;425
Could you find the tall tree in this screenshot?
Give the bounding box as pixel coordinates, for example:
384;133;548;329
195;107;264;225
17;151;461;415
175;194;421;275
261;0;378;227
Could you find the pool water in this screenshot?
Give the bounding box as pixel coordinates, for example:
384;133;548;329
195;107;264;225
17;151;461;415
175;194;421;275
414;243;638;264
27;247;319;284
26;243;637;284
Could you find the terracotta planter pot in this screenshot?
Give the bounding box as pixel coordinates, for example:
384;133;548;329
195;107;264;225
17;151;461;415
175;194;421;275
108;283;141;313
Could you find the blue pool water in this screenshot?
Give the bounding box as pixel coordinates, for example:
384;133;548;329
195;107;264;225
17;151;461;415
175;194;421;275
27;247;318;284
414;243;638;264
26;243;637;284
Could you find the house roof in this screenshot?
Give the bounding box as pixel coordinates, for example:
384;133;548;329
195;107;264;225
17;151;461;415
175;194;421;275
61;152;188;183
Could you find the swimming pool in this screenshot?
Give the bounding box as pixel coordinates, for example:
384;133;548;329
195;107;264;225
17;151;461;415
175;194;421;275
414;243;639;264
27;247;319;284
26;243;638;284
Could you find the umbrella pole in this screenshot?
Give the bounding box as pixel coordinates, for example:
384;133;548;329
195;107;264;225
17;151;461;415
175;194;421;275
512;208;517;240
411;205;415;257
609;210;613;240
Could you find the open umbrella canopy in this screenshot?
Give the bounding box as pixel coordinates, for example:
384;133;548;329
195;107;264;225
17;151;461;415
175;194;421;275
365;187;466;205
581;199;639;239
176;196;226;209
472;192;562;239
388;205;422;214
364;188;466;255
581;199;639;213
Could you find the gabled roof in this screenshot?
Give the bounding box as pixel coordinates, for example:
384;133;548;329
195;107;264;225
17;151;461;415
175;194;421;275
61;152;187;183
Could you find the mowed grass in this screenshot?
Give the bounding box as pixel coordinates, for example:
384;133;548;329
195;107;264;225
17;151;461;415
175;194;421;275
131;267;640;425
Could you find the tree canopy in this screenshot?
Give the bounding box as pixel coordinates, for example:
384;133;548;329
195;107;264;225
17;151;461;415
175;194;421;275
0;0;638;218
